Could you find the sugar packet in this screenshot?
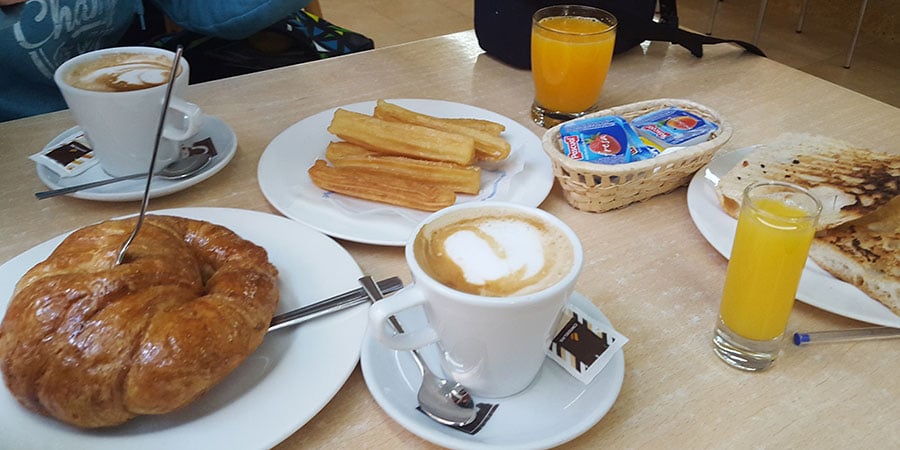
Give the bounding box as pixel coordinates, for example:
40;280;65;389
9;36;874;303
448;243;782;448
546;302;628;384
30;133;98;177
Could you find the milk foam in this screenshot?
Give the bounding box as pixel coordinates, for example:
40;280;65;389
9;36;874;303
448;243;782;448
443;220;545;285
415;208;575;297
66;53;177;92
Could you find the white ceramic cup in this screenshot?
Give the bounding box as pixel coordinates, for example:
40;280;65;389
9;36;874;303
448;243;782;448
369;202;583;398
53;46;203;177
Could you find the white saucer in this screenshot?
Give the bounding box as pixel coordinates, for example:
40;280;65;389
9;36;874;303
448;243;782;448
36;115;236;201
360;292;626;450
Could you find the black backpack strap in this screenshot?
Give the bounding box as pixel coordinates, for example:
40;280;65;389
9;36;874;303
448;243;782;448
644;21;766;57
650;0;765;57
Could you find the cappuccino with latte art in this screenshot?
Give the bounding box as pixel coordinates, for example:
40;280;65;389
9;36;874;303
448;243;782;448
369;202;583;398
53;47;203;176
64;53;183;92
415;208;574;297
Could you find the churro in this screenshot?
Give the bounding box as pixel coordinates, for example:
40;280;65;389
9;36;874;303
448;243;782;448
373;100;511;161
308;160;456;211
326;142;481;194
327;109;475;165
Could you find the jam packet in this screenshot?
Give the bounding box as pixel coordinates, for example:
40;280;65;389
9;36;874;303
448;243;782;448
546;302;628;384
559;115;658;165
631;107;718;148
30;133;98;177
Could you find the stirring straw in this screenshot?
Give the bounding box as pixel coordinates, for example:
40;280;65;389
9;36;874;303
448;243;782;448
792;327;900;346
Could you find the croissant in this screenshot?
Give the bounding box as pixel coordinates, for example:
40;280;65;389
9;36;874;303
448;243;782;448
0;215;279;428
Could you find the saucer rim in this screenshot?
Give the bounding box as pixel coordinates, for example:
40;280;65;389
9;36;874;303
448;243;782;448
35;114;236;201
359;292;626;450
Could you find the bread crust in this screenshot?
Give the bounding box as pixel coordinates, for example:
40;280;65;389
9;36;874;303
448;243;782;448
0;216;279;428
809;198;899;315
716;133;899;230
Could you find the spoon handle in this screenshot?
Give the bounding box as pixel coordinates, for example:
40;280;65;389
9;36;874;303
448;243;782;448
267;276;403;332
35;173;145;199
359;276;425;372
115;46;183;267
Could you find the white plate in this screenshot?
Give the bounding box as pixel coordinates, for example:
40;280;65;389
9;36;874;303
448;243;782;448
360;292;625;450
686;146;900;328
0;207;369;450
36;115;237;201
258;99;554;246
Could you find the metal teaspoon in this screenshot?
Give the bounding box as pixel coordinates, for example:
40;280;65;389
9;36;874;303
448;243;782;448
115;46;183;266
35;152;211;199
359;276;478;427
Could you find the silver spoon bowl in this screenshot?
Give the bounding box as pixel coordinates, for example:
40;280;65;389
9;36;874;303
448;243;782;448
35;152;211;200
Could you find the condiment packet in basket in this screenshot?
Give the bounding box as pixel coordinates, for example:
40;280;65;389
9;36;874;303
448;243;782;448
30;133;98;177
559;115;658;165
547;302;628;384
631;107;718;148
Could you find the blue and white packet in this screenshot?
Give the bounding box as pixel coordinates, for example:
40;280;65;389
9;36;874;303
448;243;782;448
631;107;718;148
559;115;658;165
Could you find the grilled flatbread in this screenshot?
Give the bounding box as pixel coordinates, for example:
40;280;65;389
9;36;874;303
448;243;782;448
809;197;900;315
716;133;900;230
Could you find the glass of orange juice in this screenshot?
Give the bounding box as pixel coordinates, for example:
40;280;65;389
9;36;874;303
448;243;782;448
530;5;617;128
712;182;821;371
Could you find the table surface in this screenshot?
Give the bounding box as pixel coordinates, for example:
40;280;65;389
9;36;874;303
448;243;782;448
1;30;898;449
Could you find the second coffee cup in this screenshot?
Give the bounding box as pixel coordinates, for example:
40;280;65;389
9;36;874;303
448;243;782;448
53;47;203;177
369;202;583;398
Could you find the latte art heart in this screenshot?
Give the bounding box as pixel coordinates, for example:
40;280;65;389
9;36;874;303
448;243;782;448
415;209;574;297
443;221;545;285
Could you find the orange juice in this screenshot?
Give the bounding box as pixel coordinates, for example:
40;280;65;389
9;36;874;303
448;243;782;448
719;198;817;341
531;15;616;113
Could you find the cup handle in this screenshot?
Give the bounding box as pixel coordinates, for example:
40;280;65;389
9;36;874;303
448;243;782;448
162;97;203;142
368;285;440;351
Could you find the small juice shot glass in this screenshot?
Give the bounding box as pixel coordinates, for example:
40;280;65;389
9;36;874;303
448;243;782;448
530;5;617;128
712;181;822;371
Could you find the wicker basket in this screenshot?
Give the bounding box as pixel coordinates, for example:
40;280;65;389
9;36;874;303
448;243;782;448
541;98;733;212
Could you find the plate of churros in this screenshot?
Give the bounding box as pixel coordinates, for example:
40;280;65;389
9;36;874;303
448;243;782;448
258;99;554;245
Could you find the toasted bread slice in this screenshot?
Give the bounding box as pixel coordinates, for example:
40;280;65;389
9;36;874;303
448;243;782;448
716;133;899;230
808;197;899;315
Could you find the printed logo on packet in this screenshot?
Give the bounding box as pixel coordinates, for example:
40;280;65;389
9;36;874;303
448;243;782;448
563;135;584;160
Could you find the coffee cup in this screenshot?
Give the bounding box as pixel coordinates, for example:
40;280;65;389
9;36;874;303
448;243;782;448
369;202;583;398
53;47;203;177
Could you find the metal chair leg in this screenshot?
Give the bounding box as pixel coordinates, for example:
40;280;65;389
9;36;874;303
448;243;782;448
844;0;869;68
752;0;769;45
796;0;810;33
707;0;721;35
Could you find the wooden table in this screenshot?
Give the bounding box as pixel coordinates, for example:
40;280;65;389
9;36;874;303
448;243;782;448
1;31;898;449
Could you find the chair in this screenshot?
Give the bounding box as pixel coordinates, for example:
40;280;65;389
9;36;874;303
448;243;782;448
706;0;768;45
796;0;869;68
707;0;869;68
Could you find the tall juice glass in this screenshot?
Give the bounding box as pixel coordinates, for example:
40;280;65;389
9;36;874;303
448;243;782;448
531;5;617;128
712;182;821;371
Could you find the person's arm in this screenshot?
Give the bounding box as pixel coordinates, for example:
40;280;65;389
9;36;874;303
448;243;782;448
0;0;25;6
151;0;311;40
